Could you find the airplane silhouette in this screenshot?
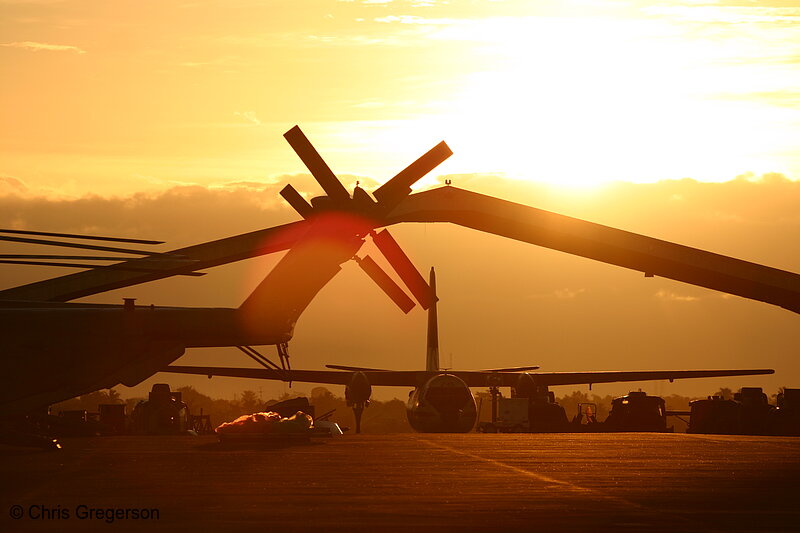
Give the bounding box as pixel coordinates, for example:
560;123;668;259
164;267;774;433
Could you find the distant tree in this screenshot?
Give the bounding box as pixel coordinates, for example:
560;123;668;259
662;394;698;433
238;390;261;414
106;389;122;403
176;385;213;410
176;386;242;428
589;394;614;421
51;388;123;413
311;387;337;403
770;387;786;404
556;390;593;420
715;387;734;400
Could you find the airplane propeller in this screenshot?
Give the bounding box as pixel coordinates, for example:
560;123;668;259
280;125;452;313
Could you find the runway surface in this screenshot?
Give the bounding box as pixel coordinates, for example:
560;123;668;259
2;433;799;532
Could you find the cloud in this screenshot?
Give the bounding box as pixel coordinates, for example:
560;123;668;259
0;41;86;54
339;0;397;4
304;33;409;46
352;101;387;109
1;172;797;275
642;5;800;24
218;32;410;49
0;183;296;253
0;175;28;194
233;111;262;126
714;90;800;108
0;170;380;242
655;290;700;303
210;180;275;191
0;0;70;4
374;15;458;25
554;288;586;300
525;288;586;300
178;61;212;68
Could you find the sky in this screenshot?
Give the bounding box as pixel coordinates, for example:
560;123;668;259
1;0;799;402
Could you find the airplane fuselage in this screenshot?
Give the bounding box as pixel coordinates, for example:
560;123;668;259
406;374;477;433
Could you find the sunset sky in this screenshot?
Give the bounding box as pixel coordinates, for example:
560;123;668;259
1;0;799;402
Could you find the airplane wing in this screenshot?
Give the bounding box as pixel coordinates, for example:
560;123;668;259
163;365;425;386
471;368;775;388
165;364;523;387
164;365;774;388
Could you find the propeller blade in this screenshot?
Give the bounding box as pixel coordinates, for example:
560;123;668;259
356;255;415;314
284;125;350;203
372;141;452;210
280;184;314;218
371;229;433;309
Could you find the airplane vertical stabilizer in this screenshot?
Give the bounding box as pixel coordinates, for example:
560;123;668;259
426;267;439;372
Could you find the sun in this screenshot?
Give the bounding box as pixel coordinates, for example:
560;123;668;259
399;14;797;189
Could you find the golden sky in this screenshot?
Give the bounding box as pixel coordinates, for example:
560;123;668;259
1;0;799;402
2;0;800;195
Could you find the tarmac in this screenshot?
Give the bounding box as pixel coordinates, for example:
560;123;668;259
2;432;799;532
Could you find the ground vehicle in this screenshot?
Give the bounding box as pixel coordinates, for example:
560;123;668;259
604;391;672;432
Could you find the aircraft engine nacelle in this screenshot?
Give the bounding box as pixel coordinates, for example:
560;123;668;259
512;373;556;405
407;374;477;433
512;373;537;399
345;371;372;407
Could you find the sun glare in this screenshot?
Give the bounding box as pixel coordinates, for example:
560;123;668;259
386;14;800;189
2;2;798;197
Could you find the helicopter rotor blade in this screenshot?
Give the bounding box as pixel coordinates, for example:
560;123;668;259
279;184;315;219
0;235;161;256
372;141;452;211
0;228;163;245
355;255;415;314
371;229;433;310
283;126;350;203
